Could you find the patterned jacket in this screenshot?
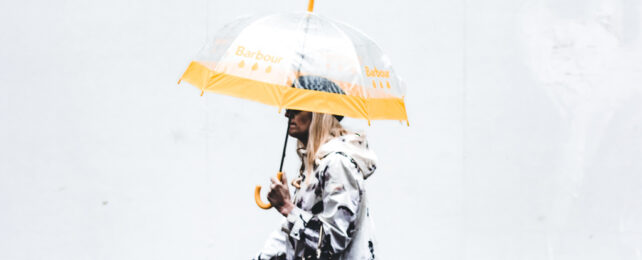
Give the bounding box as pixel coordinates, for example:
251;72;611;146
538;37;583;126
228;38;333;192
254;133;379;260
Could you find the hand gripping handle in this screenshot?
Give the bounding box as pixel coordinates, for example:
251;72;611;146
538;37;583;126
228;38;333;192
255;172;283;209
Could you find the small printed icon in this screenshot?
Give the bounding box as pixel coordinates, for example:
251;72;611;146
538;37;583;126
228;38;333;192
251;62;258;71
238;60;245;68
265;66;272;73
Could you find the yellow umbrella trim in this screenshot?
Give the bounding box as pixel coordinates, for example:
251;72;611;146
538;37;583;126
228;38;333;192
179;61;408;122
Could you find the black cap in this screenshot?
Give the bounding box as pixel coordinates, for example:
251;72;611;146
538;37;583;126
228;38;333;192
292;76;345;122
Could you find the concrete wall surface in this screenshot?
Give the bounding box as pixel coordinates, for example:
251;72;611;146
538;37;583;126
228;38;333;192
1;0;641;259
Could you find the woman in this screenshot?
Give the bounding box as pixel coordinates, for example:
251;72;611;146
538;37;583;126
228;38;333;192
254;109;379;260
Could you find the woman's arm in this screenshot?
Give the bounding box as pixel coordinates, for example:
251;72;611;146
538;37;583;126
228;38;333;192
272;153;363;258
253;221;287;260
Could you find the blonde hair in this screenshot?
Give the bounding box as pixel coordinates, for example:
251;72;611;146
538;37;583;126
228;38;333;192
296;113;348;178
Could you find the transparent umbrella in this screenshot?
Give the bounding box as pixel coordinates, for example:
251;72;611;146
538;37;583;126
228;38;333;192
178;0;408;209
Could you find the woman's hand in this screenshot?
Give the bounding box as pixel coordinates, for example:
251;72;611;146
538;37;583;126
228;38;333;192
268;173;294;217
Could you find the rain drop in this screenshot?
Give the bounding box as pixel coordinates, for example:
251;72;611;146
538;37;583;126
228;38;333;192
265;66;272;73
251;63;258;71
238;60;245;68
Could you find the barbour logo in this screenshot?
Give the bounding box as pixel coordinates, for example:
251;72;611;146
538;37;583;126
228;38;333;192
364;66;390;78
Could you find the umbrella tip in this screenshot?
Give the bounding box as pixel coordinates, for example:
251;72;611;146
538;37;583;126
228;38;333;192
307;0;315;12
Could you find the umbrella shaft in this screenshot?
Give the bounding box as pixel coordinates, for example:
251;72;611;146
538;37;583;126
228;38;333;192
279;115;292;172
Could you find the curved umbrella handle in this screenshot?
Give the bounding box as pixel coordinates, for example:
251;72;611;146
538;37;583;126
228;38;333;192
255;172;283;209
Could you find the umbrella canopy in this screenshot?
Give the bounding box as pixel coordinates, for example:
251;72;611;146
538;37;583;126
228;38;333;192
179;11;408;124
179;3;409;209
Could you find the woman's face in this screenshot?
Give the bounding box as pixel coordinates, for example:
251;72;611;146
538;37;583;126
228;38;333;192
285;110;312;141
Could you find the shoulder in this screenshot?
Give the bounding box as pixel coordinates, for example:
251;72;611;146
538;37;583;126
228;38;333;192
315;152;363;186
315;133;378;179
320;152;360;171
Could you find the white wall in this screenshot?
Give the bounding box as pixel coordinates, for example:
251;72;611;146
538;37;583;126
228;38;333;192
1;0;641;259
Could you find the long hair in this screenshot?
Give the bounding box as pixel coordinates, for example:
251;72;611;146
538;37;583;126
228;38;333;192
296;113;348;178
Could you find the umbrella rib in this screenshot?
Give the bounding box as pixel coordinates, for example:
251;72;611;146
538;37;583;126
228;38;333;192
293;13;312;79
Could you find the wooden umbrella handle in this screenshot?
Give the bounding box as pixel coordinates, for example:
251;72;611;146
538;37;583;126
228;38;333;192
255;172;284;209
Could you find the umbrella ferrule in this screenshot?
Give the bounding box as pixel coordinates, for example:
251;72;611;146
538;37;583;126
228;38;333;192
307;0;315;12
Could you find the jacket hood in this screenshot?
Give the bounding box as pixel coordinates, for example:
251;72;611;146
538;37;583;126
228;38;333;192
315;133;378;179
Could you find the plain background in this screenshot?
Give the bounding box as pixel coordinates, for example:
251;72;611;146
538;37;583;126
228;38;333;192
1;0;641;259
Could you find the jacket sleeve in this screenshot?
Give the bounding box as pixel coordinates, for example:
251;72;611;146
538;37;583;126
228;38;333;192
254;220;287;260
284;153;363;257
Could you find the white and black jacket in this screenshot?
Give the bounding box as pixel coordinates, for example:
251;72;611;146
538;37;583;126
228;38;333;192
255;133;379;260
